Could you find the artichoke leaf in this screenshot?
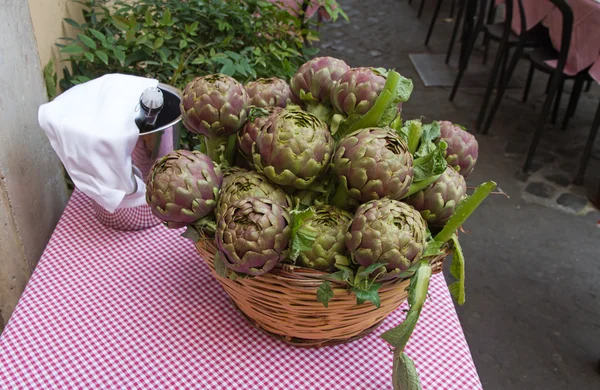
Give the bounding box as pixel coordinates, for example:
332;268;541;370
288;208;318;262
434;181;497;243
448;234;466;305
381;262;432;350
392;350;423;390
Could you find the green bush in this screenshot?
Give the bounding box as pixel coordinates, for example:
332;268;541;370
57;0;346;90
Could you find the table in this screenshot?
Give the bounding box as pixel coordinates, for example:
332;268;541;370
0;190;482;389
508;0;600;82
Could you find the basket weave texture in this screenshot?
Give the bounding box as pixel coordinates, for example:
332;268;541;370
196;240;449;348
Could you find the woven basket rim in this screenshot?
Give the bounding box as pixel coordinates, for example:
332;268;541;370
197;239;451;285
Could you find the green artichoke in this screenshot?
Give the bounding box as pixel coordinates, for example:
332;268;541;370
181;74;249;164
146;150;223;228
297;205;353;272
216;197;292;276
346;198;427;278
331;127;413;209
406;167;467;226
181;74;249;137
216;168;290;219
245;78;292;108
290;56;350;106
439;121;479;177
252;108;334;190
331;67;388;117
237;107;282;161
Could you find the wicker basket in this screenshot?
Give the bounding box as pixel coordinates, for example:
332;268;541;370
196;240;449;348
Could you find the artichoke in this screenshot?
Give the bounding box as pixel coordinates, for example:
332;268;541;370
146;150;223;229
290;56;350;106
181;74;249;164
406;167;467;226
216;168;290;219
438;121;479;177
331;67;388;117
252;108;334;190
346;198;427;277
237;107;282;161
331;127;413;209
297;205;353;271
245;78;292;108
216;197;292;276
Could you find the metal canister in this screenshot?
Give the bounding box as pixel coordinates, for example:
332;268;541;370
131;83;182;181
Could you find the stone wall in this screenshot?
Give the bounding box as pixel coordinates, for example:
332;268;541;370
0;0;69;332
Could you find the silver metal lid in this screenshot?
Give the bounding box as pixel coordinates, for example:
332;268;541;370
140;87;164;109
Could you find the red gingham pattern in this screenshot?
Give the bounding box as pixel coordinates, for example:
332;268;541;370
0;189;482;389
90;197;161;231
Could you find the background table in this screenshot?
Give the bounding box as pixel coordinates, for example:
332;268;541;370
0;190;482;389
508;0;600;81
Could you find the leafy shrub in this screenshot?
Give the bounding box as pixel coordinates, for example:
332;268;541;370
57;0;346;91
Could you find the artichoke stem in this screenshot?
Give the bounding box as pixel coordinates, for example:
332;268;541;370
204;135;231;166
331;184;350;210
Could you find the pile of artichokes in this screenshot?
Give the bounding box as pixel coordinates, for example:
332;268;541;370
146;56;495;385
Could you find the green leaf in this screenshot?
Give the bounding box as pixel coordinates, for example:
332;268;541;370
421;239;444;259
60;44;84;54
420;121;441;144
113;49;126;64
434;181;497;243
179;39;188;49
353;282;382;308
63;18;81;29
84;52;94;62
411;140;447;182
448;234;466;305
400;119;423;155
191;54;206;65
153;37;164;50
357;262;388;279
316;281;334;308
220;61;235;76
145;9;153;25
88;28;106;43
214;252;229;278
288;208;317;262
95;50;109;65
392;351;423;390
381;262;432;350
78;33;96;50
112;15;130;30
43;59;57;100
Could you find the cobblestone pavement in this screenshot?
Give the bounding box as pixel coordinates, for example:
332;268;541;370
317;1;600;389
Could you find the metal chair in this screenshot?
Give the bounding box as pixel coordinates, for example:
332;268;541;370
574;96;599;185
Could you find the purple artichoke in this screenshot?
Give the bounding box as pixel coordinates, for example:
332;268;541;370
331;127;413;208
216;198;292;276
406;167;467;226
290;56;350;106
346;198;427;278
180;74;249;138
216;168;290;219
331;67;393;117
237;107;283;161
297;205;353;272
252;108;334;190
245;78;292;108
146;150;223;228
438;121;479;177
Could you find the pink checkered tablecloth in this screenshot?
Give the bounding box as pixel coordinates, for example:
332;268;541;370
0;189;482;389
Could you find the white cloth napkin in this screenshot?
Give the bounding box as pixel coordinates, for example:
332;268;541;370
39;74;158;212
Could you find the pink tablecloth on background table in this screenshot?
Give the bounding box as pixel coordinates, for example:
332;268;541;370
507;0;600;82
0;190;482;389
